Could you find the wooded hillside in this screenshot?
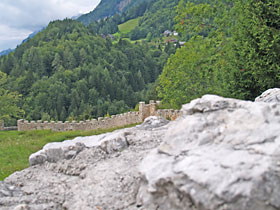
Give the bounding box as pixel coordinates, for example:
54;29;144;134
0;0;279;125
0;19;171;124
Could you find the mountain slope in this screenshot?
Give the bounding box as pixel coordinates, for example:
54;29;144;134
84;0;181;42
22;28;45;44
129;0;180;40
0;0;181;124
0;19;169;122
0;49;13;57
78;0;145;25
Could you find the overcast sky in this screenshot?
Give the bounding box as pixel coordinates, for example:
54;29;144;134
0;0;100;51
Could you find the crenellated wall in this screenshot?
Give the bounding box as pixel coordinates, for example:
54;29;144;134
18;112;141;132
17;101;182;131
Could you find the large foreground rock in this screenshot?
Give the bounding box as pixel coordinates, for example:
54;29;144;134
0;117;169;210
255;88;280;103
1;92;280;210
138;95;280;210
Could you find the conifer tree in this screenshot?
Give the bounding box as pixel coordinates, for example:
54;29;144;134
0;72;24;125
231;0;280;99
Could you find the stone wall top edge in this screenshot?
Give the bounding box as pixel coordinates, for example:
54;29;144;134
18;100;171;124
18;110;142;125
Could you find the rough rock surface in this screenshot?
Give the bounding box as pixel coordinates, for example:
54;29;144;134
255;88;280;103
1;93;280;210
138;95;280;210
0;116;169;210
0;182;23;198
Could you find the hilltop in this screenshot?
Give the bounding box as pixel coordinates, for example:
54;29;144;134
0;49;13;57
77;0;146;25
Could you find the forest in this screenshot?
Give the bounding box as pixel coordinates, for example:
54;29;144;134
77;0;147;25
0;0;279;125
0;19;174;125
158;0;280;108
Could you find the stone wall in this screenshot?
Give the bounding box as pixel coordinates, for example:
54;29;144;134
17;101;182;131
18;112;141;132
139;100;182;121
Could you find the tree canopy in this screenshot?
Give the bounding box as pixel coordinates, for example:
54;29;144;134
0;72;24;125
1;0;279;124
157;0;280;108
0;19;170;123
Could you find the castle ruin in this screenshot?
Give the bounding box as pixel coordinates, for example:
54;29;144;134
17;101;182;132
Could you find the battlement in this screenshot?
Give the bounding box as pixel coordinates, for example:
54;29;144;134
18;111;141;132
17;101;182;132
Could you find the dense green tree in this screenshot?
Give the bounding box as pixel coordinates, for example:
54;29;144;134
0;18;169;122
230;0;280;99
0;54;15;74
158;0;280;108
129;0;180;40
77;0;149;25
0;72;24;125
157;0;232;107
158;36;217;108
51;53;62;72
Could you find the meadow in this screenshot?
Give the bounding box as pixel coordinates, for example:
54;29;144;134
0;124;137;180
118;17;140;34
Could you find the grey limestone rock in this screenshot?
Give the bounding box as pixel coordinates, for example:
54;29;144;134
28;116;170;167
138;95;280;210
255;88;280;103
1;117;169;210
0;182;23;198
2;91;280;210
136;116;170;130
13;204;30;210
29;130;129;166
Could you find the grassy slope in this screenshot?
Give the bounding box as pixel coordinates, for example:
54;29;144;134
0;124;138;180
118;17;140;34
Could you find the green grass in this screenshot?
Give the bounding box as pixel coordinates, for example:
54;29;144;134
118;17;140;34
0;124;138;180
